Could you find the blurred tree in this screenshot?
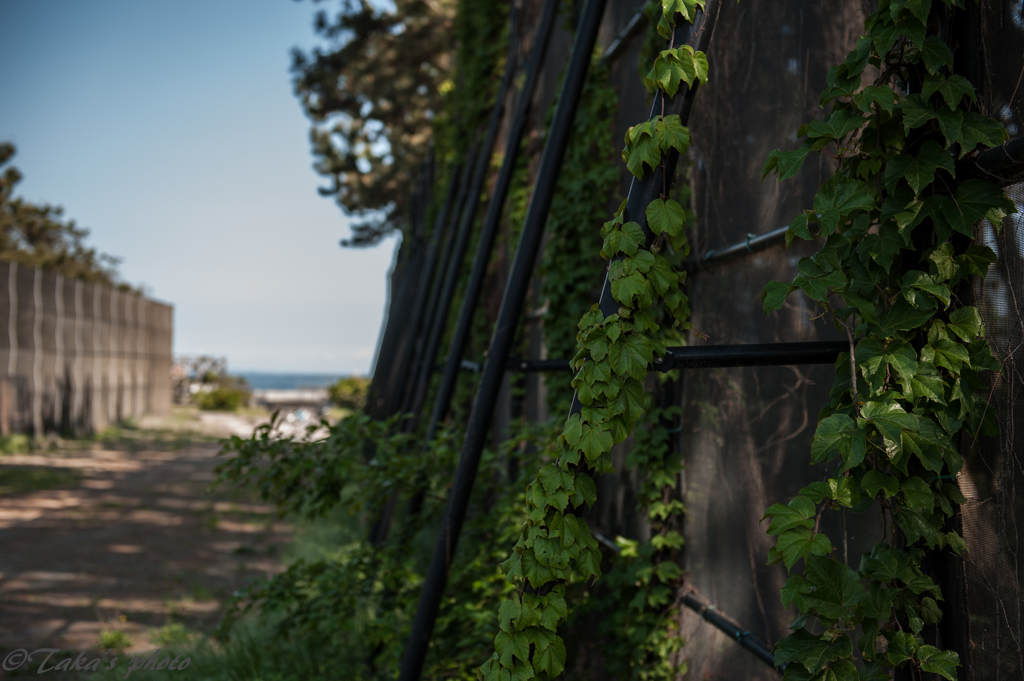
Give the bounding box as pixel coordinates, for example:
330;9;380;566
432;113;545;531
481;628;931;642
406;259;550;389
328;375;370;410
291;0;456;247
0;142;127;287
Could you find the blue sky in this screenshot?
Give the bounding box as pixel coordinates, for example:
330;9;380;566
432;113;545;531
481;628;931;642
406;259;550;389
0;0;398;374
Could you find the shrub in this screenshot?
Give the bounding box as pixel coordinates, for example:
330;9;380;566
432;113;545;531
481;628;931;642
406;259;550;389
196;387;245;411
327;376;369;410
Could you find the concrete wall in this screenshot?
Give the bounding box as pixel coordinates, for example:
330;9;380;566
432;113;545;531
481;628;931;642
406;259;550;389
0;260;173;436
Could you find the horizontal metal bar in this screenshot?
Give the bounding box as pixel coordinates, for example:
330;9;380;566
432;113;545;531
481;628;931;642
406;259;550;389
685;225;789;271
972;135;1024;185
506;357;572;372
507;341;847;373
679;591;781;672
657;340;848;370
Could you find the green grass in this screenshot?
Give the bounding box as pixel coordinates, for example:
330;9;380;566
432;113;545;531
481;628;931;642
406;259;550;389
151;623;197;647
0;433;31;454
98;628;131;652
83;616;350;681
0;466;81;495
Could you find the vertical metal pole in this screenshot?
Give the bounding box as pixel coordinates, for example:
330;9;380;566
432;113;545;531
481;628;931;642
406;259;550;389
397;1;607;677
422;0;562;443
398;161;464;416
402;133;480;420
392;28;519;422
379;169;434;417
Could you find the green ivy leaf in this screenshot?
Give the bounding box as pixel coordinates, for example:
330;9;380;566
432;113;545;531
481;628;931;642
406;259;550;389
533;635;566;677
854;85;896;114
934;107;964;148
495;628;531;668
764;495;816;535
655;114;691;155
810;414;857;464
947;306;983;341
877;298;936;336
577;423;613;464
774;629;853;673
900;93;937;133
646;198;685;237
609;266;647;306
662;0;704;23
644;50;688;97
887;630;919;666
891;0;932;23
901;476;935;512
763;142;813;181
918;645;959;681
917;35;954;74
570;472;597;508
894;506;941;547
813;176;876;234
860;581;897;621
806;109;865;142
861;399;920;452
623;124;661;178
922;73;975;110
883;141;954;196
761;280;797;314
957;111;1006;156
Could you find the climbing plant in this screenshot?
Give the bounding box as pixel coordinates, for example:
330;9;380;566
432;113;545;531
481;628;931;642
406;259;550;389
760;1;1013;679
479;2;706;678
540;54;621;415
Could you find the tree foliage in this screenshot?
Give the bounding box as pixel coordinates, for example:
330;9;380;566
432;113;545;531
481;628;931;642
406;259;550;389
292;0;508;247
0;143;126;287
292;0;456;246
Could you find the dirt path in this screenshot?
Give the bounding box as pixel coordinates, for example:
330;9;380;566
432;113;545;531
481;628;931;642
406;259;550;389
0;418;290;662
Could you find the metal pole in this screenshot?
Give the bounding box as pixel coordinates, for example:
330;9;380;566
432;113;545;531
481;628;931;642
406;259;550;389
598;0;652;65
685;224;789;270
423;0;561;444
398;161;464;416
379;166;437;417
595;538;780;671
402;133;481;422
365;233;423;418
398;20;518;425
398;1;607;677
505;340;849;372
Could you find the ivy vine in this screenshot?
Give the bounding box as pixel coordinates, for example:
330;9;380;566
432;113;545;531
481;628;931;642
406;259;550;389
760;1;1014;680
480;2;706;679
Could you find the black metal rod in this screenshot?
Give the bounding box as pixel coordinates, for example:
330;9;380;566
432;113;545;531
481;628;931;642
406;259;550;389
507;341;848;372
401;33;517;434
398;1;606;677
379;167;437;417
595;537;779;671
685;224;789;270
599;0;651;65
423;0;562;444
404;135;481;423
398;164;463;416
366;229;426;418
971;134;1024;185
679;591;780;671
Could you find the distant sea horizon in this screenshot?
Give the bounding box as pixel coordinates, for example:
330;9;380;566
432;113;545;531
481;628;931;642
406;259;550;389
237;372;359;390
